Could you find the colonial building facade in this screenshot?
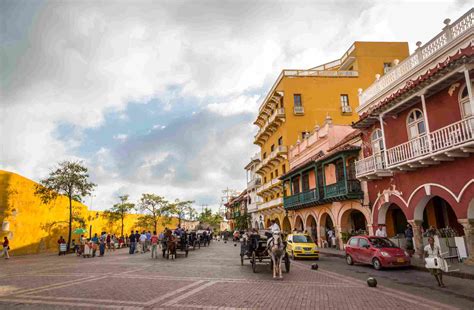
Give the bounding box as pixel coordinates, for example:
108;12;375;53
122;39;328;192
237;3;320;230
253;42;410;229
244;153;263;229
280;118;369;249
224;191;249;231
354;9;474;261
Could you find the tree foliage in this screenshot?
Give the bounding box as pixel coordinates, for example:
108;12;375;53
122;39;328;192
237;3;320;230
170;199;195;225
137;194;173;232
104;195;135;237
197;207;223;229
35;161;96;249
234;212;251;230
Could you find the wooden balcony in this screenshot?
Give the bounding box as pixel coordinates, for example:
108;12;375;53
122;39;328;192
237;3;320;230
283;180;363;210
356;117;474;178
254;108;286;146
256;146;288;175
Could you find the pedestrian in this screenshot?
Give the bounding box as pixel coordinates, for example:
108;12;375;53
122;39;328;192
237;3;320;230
424;236;446;288
57;236;66;255
151;231;159;259
375;225;387;237
139;231;147;253
129;231;136;254
146;231;152;252
1;236;10;259
106;234;111;252
134;231;140;253
405;224;414;252
99;232;106;257
91;233;99;257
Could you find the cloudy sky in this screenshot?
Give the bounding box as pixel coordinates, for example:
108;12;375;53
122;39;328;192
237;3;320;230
0;0;471;212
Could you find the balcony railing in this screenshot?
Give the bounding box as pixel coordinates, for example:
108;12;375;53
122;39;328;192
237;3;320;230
356;117;474;178
325;181;347;198
283;69;358;78
294;106;304;115
259;197;283;210
358;9;474;110
284;188;319;210
254;108;286;143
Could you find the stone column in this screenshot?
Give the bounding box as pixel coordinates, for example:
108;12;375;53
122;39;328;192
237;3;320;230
408;220;424;258
366;224;375;236
458;219;474;265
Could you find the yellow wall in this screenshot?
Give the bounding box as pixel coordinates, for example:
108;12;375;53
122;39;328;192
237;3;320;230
0;170;177;255
257;42;409;203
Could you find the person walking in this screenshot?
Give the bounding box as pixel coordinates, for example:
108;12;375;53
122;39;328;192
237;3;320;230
139;231;147;254
1;236;10;259
99;232;106;257
134;231;140;253
91;233;99;257
375;225;387;237
424;236;446;288
57;236;66;255
151;231;159;259
129;231;136;254
106;234;111;252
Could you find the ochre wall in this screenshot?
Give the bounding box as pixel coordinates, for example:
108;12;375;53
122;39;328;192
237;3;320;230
0;170;177;256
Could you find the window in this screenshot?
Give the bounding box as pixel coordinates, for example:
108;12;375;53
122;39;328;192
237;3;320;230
294;94;302;107
271;144;275;152
301;131;309;139
275;169;278;177
264;177;267;183
459;81;473;118
282;164;286;174
358;238;369;248
278;136;283;146
270;172;273;179
340;94;349;107
371;129;384;154
263;152;267;159
302;173;309;191
349;238;359;247
383;62;392;74
407;109;426;140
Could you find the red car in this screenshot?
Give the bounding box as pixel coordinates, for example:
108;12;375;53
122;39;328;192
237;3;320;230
345;236;410;270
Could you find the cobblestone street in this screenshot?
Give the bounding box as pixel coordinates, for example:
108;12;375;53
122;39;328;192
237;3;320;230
1;241;473;309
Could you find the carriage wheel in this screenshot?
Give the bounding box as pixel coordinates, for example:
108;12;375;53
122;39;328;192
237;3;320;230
240;254;244;266
251;251;257;273
284;253;290;273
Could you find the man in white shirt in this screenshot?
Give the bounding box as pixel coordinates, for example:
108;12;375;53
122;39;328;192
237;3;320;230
375;225;387;237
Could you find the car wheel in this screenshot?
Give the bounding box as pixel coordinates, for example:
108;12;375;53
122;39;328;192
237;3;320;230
346;255;354;265
372;258;382;270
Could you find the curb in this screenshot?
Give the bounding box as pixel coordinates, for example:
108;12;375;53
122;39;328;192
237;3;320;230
319;250;474;280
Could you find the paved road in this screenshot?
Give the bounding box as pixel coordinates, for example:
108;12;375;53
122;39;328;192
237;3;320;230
0;241;473;309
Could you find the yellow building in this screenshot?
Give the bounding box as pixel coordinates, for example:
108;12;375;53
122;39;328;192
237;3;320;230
0;170;177;255
253;42;409;227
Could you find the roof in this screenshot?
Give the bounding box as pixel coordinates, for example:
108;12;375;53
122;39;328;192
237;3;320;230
353;43;474;129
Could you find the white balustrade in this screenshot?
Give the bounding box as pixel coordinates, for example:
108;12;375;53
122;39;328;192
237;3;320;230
259;198;283;210
359;9;474;109
356;117;474;177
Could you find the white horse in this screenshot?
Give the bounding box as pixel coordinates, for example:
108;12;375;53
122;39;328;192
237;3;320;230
268;232;285;279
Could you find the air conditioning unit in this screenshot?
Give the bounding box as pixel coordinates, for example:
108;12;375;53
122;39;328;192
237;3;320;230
341;105;352;113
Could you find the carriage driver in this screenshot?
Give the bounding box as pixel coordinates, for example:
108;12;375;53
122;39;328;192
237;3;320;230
266;219;281;247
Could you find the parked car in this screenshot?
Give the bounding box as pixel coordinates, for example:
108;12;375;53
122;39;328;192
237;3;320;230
286;233;319;260
345;236;410;270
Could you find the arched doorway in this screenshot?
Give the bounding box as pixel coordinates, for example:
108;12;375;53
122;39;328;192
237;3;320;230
265;218;271;228
254;221;259;229
282;216;291;233
385;204;408;237
305;215;318;244
320;212;335;246
340;210;367;234
294;216;304;232
274;218;281;228
421;196;464;236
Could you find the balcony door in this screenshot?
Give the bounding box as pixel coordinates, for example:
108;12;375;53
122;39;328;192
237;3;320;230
371;129;384;169
407;109;428;157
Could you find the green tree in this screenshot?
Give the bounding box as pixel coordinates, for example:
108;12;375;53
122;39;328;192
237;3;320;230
35;161;96;250
170;199;195;226
104;195;135;237
234;213;251;230
197;208;223;228
137;194;172;232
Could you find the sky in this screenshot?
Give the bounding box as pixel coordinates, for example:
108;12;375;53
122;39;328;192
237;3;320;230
0;0;472;212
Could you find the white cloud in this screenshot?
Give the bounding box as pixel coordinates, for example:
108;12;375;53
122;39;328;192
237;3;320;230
113;134;128;142
1;1;472;210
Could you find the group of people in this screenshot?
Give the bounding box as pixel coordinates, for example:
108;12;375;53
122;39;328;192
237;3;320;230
66;232;122;258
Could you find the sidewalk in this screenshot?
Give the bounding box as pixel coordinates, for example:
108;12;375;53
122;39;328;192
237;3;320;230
318;247;474;280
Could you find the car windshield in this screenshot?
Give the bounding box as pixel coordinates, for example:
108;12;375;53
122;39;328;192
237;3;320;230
293;235;313;243
369;237;397;248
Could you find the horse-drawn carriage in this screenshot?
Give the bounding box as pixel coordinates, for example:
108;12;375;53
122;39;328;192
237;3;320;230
240;231;290;276
161;231;189;259
187;231;200;250
196;230;211;247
